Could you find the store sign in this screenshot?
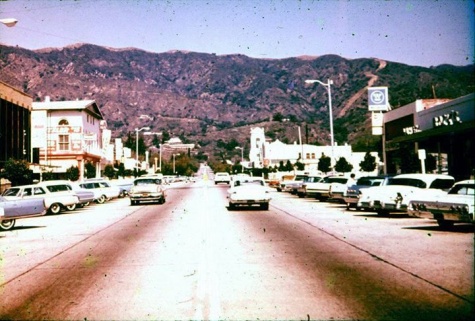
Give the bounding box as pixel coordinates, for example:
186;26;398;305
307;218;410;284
433;110;462;127
368;87;389;111
403;125;421;135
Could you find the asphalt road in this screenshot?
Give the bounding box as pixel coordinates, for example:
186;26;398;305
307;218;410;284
0;180;473;320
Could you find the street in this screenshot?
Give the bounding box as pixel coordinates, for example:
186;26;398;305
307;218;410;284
1;179;473;320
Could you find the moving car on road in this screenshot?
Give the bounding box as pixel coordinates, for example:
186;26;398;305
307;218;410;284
129;177;166;205
227;177;271;210
408;179;474;228
214;172;231;185
0;195;47;231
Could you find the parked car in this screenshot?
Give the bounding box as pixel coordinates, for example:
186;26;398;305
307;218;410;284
344;175;393;210
327;177;353;202
111;179;134;198
304;175;349;201
2;182;79;214
408;179;474;228
129;177;166;205
297;175;324;198
227;177;272;210
357;173;455;216
0;195;47;231
79;179;121;203
214;172;231;185
40;180;94;208
277;174;307;194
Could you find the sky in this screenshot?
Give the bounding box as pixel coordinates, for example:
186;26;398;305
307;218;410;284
0;0;473;67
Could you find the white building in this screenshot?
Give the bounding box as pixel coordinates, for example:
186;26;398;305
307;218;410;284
31;97;112;180
249;127;380;175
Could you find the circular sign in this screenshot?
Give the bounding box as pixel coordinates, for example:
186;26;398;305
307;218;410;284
370;90;385;104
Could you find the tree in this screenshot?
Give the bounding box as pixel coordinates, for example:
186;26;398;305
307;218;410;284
335;157;353;173
0;159;32;186
103;164;116;179
272;112;284;122
65;166;80;181
85;161;96;179
284;160;293;171
318;153;332;173
294;160;305;171
359;152;377;173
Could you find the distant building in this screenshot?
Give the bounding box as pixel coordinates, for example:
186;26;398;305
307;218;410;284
31;96;112;180
160;137;195;156
249;127;379;175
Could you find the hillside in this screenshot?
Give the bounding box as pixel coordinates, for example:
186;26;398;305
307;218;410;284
1;43;473;162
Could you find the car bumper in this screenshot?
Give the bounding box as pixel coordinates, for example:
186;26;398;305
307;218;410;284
130;194;165;202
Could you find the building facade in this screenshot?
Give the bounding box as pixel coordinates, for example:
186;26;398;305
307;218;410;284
382;93;474;180
0;81;32;167
249;127;380;175
31;97;111;181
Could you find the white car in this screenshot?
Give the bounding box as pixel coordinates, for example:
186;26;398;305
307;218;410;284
357;173;455;216
2;182;79;214
79;179;121;203
227;177;272;210
408;179;474;228
129;177;166;205
214;172;231;185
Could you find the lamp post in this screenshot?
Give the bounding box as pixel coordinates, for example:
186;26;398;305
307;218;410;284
135;126;150;174
173;153;180;174
0;18;18;27
235;146;244;172
305;78;334;169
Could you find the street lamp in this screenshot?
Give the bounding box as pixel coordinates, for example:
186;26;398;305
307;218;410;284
172;153;180;174
235;146;244;172
0;18;18;27
305;78;334;168
135;126;150;173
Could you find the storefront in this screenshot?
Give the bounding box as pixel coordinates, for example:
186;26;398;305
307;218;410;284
383;93;474;181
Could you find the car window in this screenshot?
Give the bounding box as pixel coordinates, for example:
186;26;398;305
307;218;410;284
45;184;70;192
429;179;455;190
3;188;20;197
22;188;33;196
33;187;46;195
449;184;475;195
328;177;348;184
390;178;426;188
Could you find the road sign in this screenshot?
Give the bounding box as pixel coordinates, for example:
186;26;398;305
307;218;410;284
368;87;389;111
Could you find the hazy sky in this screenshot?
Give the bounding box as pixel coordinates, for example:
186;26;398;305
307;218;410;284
0;0;473;67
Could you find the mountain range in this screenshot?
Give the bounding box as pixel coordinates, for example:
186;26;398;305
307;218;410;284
1;43;473;162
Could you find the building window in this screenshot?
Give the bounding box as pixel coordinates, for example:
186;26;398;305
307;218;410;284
58;134;69;151
58;119;69;125
311;153;316;159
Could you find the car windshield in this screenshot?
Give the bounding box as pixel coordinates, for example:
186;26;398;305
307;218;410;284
356;177;384;186
448;184;475;195
135;179;162;185
328;177;348;184
3;188;20;197
389;178;426;188
233;180;264;187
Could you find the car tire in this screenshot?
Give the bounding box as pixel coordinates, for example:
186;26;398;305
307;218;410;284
130;200;137;206
66;203;77;211
49;203;62;215
0;219;16;231
228;203;235;211
260;203;269;210
377;210;390;217
83;202;90;207
96;195;106;204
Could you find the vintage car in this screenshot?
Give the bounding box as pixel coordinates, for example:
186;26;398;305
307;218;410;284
79;178;121;203
328;177;353;203
129;177;166;205
357;173;455;216
227;177;271;210
111;179;134;198
214;172;231;185
279;174;308;194
303;175;349;201
344;175;393;210
0;195;47;231
297;175;324;198
2;182;80;214
408;179;474;228
40;180;95;208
